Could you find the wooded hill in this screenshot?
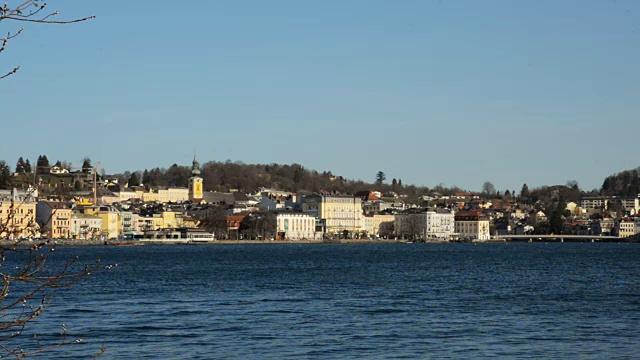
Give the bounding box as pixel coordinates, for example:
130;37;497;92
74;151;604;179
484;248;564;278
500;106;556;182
600;167;640;197
118;161;434;200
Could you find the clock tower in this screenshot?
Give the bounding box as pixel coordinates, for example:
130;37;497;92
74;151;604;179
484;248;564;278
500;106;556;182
189;154;203;202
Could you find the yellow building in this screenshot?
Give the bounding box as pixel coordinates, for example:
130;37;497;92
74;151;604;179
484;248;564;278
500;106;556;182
363;214;395;237
142;189;159;203
151;216;163;230
318;195;363;236
0;201;38;239
162;211;179;228
97;210;121;239
36;201;73;239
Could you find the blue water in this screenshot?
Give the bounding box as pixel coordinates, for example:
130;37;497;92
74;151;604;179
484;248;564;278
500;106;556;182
14;243;640;358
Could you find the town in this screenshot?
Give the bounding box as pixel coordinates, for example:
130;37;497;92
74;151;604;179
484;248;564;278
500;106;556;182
0;156;639;243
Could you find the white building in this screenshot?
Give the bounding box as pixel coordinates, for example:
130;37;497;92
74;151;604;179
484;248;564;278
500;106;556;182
619;197;640;215
115;188;139;202
395;208;455;240
50;166;69;175
579;197;609;210
71;214;103;240
615;219;635;238
455;211;490;241
276;213;318;240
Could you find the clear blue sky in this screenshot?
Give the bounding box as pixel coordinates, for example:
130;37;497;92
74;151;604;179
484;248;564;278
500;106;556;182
1;0;638;192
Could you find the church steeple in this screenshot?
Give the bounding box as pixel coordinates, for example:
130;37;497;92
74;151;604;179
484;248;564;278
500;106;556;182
191;152;201;176
189;151;204;202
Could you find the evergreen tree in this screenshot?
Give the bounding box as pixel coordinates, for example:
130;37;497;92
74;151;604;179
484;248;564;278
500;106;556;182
15;157;25;173
54;160;62;167
74;180;83;191
392;178;398;186
0;161;10;189
24;159;32;173
520;183;530;203
398;179;402;187
142;169;151;186
549;196;567;235
36;155;50;174
375;171;386;185
128;172;140;187
82;157;92;173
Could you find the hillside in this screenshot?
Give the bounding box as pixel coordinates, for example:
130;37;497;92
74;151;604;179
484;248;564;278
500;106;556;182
116;161;432;201
600;167;640;196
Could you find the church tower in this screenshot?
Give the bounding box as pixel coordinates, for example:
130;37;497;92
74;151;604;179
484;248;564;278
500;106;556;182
188;154;203;202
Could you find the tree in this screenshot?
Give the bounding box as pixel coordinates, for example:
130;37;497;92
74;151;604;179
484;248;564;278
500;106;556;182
398;179;402;187
520;183;530;203
24;159;31;174
36;155;50;174
482;181;496;197
505;189;512;198
1;3;102;357
375;171;386;185
0;161;10;189
142;169;151;186
81;157;92;174
128;172;140;187
73;180;83;191
566;180;580;191
1;1;95;80
15;157;25;173
239;211;276;240
199;206;228;239
549;196;567;235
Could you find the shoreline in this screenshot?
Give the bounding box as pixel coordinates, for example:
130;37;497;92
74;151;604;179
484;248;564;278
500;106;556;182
2;238;637;247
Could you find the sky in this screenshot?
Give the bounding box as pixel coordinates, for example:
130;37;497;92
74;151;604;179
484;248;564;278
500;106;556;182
1;0;638;192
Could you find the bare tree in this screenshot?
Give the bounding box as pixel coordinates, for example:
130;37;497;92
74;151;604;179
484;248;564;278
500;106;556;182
0;187;109;357
1;1;95;79
1;2;104;356
482;181;496;197
199;206;228;239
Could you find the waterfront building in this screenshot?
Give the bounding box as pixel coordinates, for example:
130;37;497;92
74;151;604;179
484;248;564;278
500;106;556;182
614;218;635;238
96;208;121;239
36;201;72;239
363;214;395;237
276;213;318;240
318;195;364;237
454;211;490;241
0;189;38;239
120;211;133;233
394;208;455;240
189;155;204;202
591;217;615;236
71;214;103;240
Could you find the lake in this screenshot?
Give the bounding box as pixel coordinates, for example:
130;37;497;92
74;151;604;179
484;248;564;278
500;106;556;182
15;243;640;359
